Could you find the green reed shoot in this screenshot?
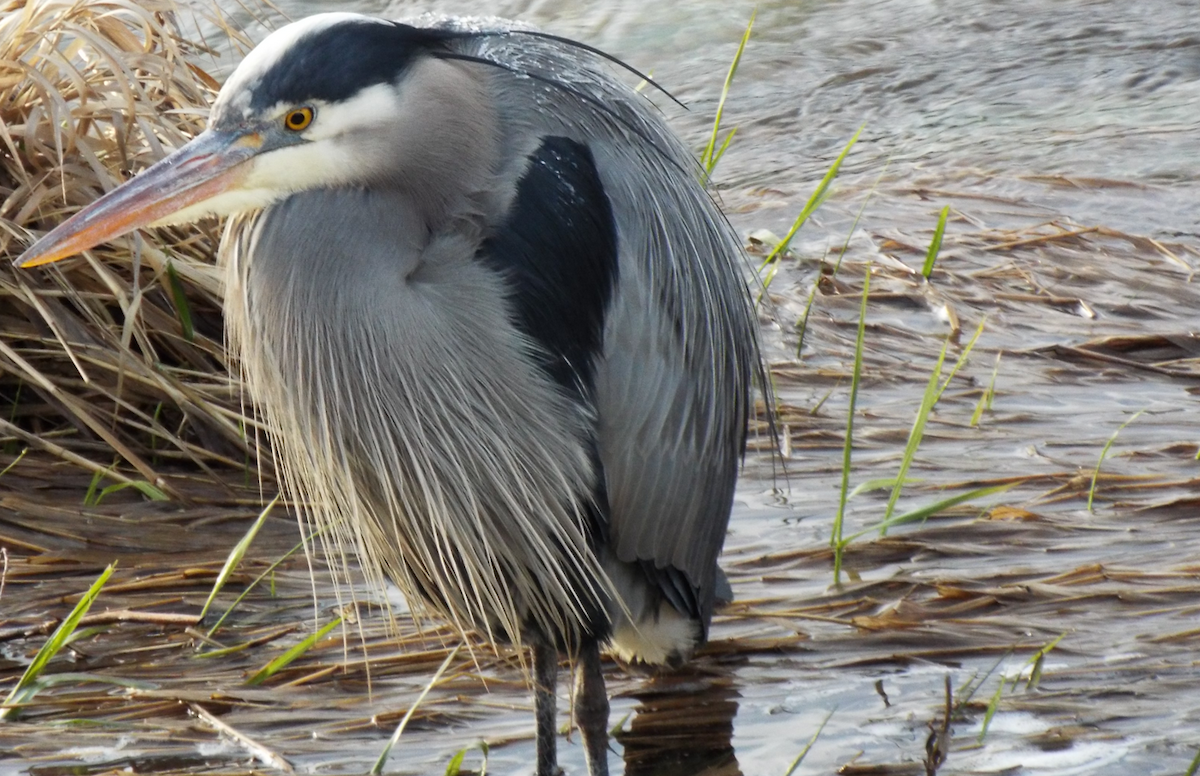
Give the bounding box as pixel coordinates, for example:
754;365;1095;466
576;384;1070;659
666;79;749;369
764;128;862;270
795;279;822;357
2;564;116;721
445;742;489;776
825;310;1002;573
849;483;1015;542
198;496;279;623
245;615;342;686
760;128;866;310
782;708;833;776
945;648;1011;745
882;340;946;531
922;205;950;279
1184;747;1200;776
1088;410;1145;513
700;11;755;179
83;459;168;506
796;158;888;358
92;480;168;505
83;466;107;505
979;632;1067;741
0;448;27;479
757;248;782;304
971;351;1002;426
979;676;1005;742
880;320;984;535
1022;631;1067;691
832;264;870;584
372;644;463;774
204;523;331;640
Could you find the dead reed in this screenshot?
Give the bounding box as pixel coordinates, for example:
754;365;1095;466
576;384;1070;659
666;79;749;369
0;0;257;493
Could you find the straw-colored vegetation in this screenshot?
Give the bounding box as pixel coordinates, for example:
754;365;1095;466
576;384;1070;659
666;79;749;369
0;0;255;493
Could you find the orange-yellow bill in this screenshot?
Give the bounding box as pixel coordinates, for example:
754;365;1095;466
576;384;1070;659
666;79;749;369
14;130;259;268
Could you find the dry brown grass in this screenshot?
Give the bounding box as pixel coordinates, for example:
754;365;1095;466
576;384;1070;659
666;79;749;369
0;0;258;494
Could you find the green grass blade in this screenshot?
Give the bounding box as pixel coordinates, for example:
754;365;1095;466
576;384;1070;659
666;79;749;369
94;480;170;505
1184;747;1200;776
971;351;1002;426
881;320;984;536
709;126;738;172
848;477;912;500
372;644;463;775
795;279;822;359
133;481;170;500
978;677;1005;742
63;625;110;647
782;708;833;776
796;159;890;359
848;483;1016;542
2;563;116;721
445;742;488;776
165;260;195;342
922;205;950;279
1023;631;1067;691
701;10;755;178
83;467;106;506
957;649;1012;709
11;672;156;706
205;523;328;639
245;615;341;687
1088;410;1145;513
755;254;782;309
198;496;279;623
767;127;862;265
0;448;27;478
881;339;948;535
832;265;871;584
933;319;985;404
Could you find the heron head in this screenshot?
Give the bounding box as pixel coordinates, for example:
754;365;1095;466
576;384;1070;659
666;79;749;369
15;13;494;268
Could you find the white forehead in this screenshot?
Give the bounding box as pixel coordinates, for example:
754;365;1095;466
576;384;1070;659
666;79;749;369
215;13;390;119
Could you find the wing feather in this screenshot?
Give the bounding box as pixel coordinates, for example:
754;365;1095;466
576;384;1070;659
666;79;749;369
454;27;760;634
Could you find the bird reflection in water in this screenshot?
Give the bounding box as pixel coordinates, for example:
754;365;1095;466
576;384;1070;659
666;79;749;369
616;670;742;776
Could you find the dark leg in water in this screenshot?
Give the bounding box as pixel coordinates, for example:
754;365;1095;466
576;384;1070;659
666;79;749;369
533;641;560;776
574;639;611;776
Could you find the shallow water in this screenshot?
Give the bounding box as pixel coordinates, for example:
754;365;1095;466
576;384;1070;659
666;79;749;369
246;0;1200;241
4;1;1200;775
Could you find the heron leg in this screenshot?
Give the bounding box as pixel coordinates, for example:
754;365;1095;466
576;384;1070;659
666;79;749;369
573;639;610;776
533;641;560;776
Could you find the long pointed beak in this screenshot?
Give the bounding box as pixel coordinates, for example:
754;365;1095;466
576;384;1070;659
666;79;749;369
14;130;261;268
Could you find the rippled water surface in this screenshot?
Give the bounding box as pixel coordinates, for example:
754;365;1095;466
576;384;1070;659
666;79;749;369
253;0;1200;239
4;2;1200;775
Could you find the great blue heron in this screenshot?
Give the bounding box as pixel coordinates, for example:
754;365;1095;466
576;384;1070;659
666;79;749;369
16;13;760;775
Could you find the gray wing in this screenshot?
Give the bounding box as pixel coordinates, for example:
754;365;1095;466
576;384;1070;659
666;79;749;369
592;141;755;628
452;28;760;628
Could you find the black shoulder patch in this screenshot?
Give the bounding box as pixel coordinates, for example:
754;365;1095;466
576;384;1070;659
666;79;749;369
479;137;619;399
249;21;457;110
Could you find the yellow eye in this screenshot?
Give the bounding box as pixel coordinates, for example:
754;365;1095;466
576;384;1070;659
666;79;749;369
284;107;314;132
